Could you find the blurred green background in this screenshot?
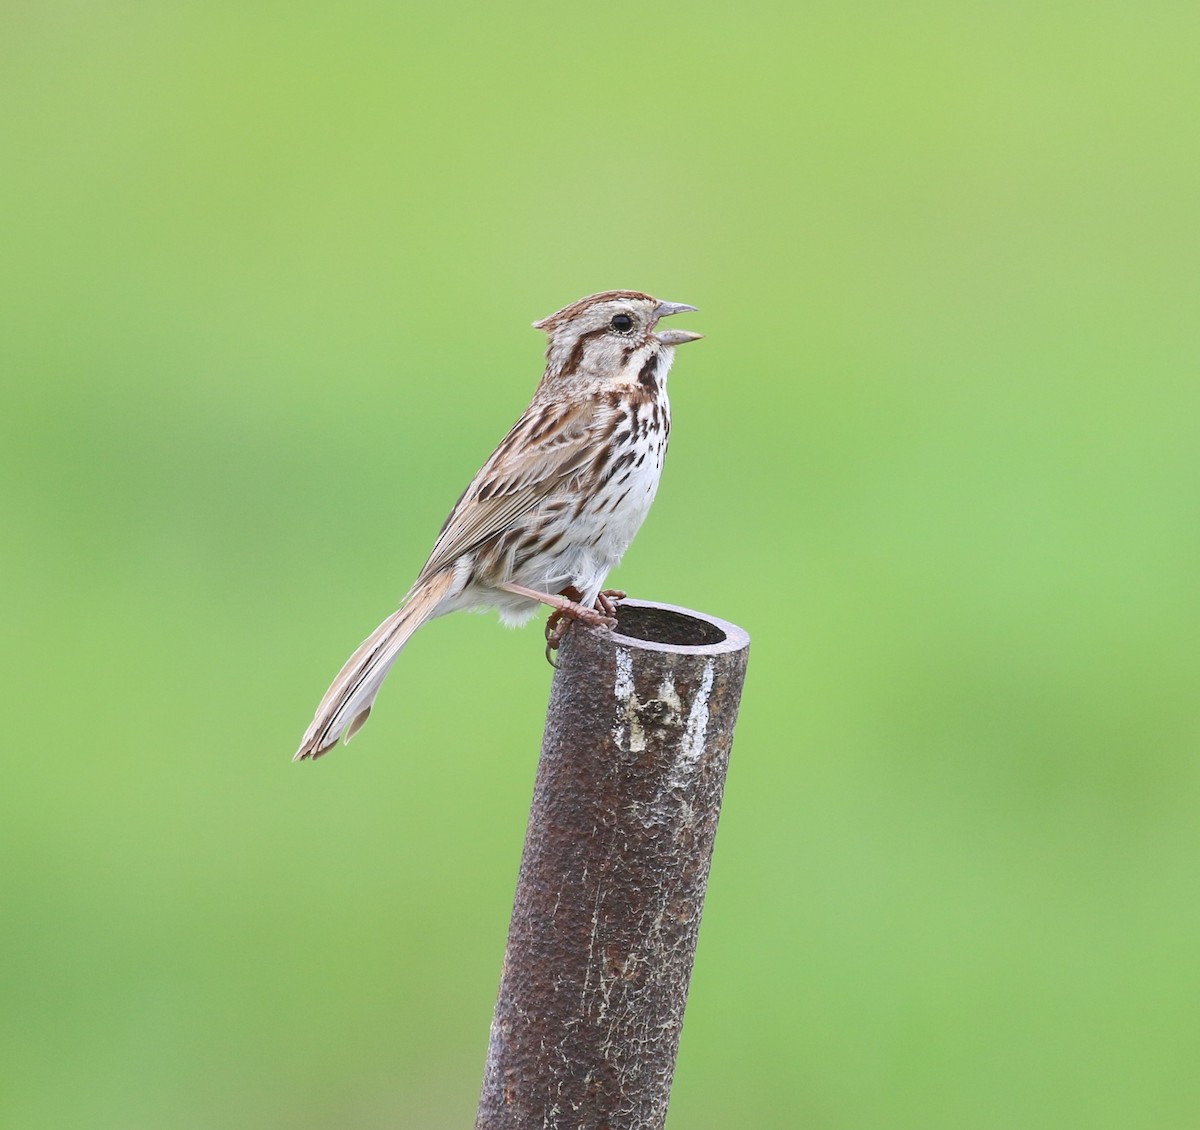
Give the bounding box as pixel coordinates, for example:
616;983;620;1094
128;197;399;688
3;2;1198;1127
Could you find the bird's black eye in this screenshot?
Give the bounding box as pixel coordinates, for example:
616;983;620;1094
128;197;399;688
610;313;634;333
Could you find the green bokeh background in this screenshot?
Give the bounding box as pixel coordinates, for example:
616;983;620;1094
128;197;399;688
3;3;1198;1127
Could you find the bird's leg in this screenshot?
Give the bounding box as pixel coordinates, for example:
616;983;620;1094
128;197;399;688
495;582;617;667
497;581;618;631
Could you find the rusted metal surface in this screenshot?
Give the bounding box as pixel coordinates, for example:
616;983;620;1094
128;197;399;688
476;599;750;1130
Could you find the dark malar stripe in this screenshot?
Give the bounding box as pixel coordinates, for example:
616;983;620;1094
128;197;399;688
637;353;659;390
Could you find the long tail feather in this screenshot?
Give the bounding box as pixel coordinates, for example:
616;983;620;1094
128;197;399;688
294;571;454;761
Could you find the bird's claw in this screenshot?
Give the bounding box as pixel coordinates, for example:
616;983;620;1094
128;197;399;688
543;593;621;666
596;589;626;619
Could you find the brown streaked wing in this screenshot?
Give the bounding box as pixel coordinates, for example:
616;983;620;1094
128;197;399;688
415;398;613;582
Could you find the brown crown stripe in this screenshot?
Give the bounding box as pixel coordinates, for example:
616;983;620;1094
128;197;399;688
535;290;656;331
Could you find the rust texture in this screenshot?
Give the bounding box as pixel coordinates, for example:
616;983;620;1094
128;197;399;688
476;599;750;1130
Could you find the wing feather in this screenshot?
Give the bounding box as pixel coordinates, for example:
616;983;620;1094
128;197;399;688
416;398;611;582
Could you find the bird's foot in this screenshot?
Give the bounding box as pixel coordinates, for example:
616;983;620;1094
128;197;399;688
595;589;626;619
541;586;618;666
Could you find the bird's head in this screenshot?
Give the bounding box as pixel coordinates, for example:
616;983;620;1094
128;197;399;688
534;290;702;389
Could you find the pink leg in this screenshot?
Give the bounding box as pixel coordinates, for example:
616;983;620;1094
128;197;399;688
498;581;617;628
497;582;618;667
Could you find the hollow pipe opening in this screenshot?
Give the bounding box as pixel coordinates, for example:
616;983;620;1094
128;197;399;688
614;603;727;648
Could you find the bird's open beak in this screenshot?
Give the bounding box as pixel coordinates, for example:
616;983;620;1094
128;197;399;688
653;301;703;346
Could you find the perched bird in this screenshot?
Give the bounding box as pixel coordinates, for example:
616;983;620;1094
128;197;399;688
294;290;702;760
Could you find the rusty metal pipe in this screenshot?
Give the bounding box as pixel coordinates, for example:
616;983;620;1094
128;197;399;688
476;599;750;1130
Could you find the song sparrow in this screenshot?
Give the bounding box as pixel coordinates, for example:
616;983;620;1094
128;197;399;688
294;290;702;761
